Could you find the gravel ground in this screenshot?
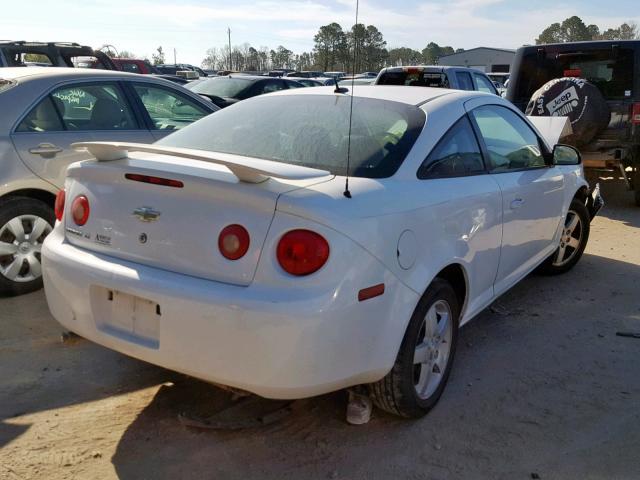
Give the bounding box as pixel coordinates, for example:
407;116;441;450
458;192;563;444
1;175;639;480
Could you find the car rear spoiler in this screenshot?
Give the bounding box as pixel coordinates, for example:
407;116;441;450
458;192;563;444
72;142;331;184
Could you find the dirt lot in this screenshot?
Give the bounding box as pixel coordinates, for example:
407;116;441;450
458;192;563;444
1;175;639;480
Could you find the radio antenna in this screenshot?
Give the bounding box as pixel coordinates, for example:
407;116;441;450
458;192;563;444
343;0;359;199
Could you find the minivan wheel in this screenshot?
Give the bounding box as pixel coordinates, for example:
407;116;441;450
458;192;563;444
0;197;54;296
369;279;460;418
537;198;590;275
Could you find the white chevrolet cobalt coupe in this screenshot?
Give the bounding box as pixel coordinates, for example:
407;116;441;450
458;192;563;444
42;86;601;418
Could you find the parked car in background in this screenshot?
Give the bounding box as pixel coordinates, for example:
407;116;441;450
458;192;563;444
185;74;304;108
339;77;375;86
507;40;640;205
285;71;325;78
155;64;208;77
0;41;117;70
42;85;600;420
0;67;218;295
375;66;498;95
360;71;379;78
112;58;158;74
324;71;347;79
285;77;325;87
152;74;191;85
486;72;510;85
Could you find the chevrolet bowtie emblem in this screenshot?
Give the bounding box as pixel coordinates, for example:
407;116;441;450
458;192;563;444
133;206;161;222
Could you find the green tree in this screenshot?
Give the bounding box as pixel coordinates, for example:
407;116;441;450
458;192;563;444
536;22;563;44
421;42;454;64
560;16;592;42
313;23;347;71
387;47;422;66
151;46;165;65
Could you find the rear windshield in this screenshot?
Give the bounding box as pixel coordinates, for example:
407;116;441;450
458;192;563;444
513;47;635;102
188;77;252;99
378;71;450;88
158;94;425;178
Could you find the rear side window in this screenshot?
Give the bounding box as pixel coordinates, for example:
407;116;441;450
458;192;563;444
456;72;474;91
51;83;137;130
16;97;64;132
513;47;635;102
133;84;209;130
474;74;496;94
418;116;484;178
120;62;140;73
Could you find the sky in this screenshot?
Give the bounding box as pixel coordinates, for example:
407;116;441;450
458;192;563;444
1;0;639;65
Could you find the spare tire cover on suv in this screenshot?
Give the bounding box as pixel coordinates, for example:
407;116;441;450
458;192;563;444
525;77;610;147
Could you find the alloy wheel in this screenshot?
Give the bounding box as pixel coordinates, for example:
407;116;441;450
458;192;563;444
413;299;453;400
0;215;52;283
552;210;583;267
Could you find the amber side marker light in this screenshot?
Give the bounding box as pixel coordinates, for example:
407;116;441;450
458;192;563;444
358;283;385;302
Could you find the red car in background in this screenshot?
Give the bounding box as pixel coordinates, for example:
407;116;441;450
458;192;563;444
111;58;158;74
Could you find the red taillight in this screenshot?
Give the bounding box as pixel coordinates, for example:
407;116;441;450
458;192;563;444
632;103;640;125
71;195;90;226
277;230;329;276
218;224;250;260
125;173;184;188
54;189;66;221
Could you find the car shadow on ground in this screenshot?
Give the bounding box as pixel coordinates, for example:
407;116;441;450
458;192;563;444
110;251;640;480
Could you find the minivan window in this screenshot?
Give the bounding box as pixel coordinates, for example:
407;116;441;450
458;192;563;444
158;95;426;178
513;48;635;102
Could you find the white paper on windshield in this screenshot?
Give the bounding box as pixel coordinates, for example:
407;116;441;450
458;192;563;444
527;116;573;147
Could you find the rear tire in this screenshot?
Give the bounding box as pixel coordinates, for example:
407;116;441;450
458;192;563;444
0;197;55;296
537;198;590;275
369;279;460;418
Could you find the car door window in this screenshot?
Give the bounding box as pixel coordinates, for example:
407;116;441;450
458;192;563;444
418;116;485;178
285;80;304;89
49;83;137;130
15;96;64;132
474;74;496;94
260;80;286;94
471;105;545;172
133;84;209;130
455;71;474;90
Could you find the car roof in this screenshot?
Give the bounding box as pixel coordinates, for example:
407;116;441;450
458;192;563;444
267;85;482;107
380;65;481;73
0;66;142;81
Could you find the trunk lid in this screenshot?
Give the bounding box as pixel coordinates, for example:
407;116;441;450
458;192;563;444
63;152;331;286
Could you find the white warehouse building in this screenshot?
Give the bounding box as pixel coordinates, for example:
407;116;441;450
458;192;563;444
437;47;516;73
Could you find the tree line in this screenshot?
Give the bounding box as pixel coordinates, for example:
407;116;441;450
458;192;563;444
537;16;639;44
117;16;640;72
200;22;460;72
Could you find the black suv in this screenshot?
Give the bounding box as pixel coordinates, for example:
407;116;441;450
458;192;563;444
0;41;117;69
507;40;640;205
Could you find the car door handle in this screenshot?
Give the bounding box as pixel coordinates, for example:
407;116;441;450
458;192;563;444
510;198;525;209
29;143;63;155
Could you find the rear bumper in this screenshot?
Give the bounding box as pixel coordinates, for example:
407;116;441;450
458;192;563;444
42;227;419;399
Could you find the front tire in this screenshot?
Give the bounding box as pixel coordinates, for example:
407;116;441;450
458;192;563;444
369;279;460;418
537;198;590;275
0;197;55;296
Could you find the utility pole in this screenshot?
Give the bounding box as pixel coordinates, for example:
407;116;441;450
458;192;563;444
227;27;232;70
173;48;177;65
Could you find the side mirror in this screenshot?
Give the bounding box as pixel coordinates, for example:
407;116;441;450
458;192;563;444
552;144;581;165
